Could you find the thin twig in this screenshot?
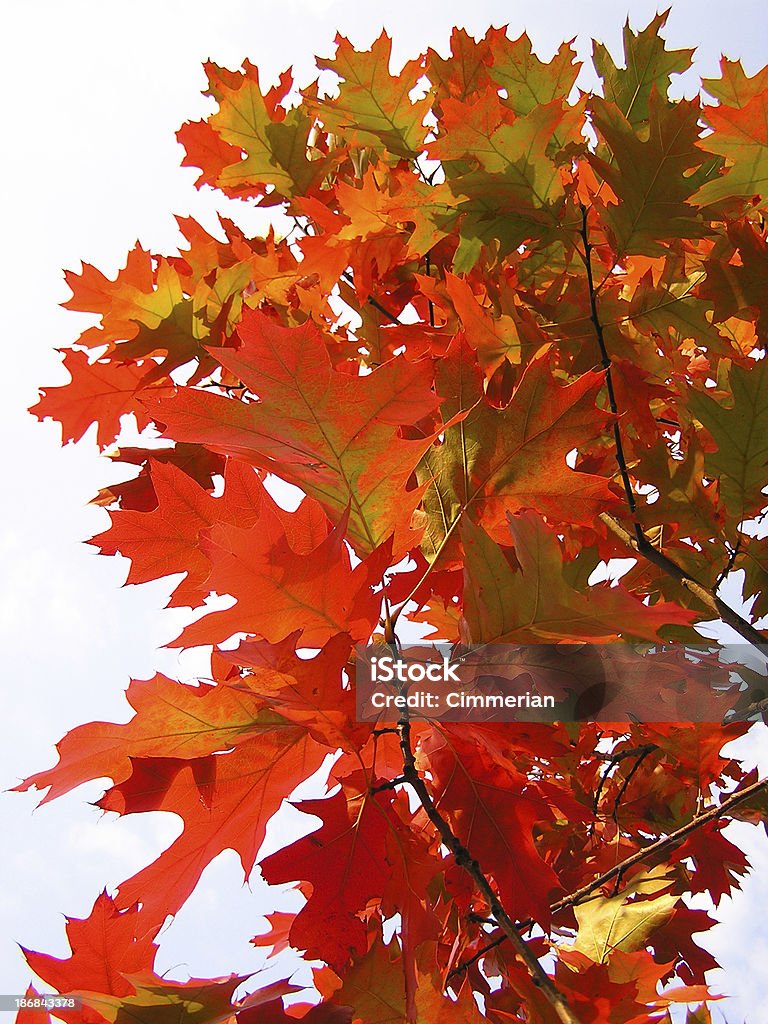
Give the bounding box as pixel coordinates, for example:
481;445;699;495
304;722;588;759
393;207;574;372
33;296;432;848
340;271;404;327
370;776;406;794
590;743;658;834
599;513;768;651
715;538;742;592
425;251;435;329
611;745;656;821
446;933;506;982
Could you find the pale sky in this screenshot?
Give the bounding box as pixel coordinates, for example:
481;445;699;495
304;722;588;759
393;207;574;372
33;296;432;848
2;1;768;1020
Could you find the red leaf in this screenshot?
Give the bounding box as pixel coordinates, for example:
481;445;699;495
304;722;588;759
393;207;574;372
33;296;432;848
145;310;439;555
31;351;167;448
260;779;395;974
22;893;158;998
99;727;328;927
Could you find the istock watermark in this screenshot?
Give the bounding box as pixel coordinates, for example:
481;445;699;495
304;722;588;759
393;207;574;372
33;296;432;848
370;653;462;684
354;643;768;723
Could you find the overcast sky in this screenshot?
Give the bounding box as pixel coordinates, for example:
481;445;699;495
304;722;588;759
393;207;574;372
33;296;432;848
2;1;768;1020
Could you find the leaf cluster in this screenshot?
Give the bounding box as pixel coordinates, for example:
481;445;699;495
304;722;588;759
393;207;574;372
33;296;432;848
18;14;768;1024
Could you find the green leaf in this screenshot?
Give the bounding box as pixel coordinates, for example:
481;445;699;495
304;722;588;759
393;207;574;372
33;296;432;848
313;33;429;159
574;874;678;963
593;11;694;127
590;91;718;257
486;30;581;117
703;57;768;109
688;360;768;526
461;513;696;643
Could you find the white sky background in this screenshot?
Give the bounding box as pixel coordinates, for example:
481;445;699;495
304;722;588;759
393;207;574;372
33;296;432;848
2;0;768;1019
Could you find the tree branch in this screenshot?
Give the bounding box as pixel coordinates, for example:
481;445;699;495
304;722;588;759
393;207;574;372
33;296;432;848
578;206;767;653
611;744;656;821
446;933;506;983
599;512;768;650
396;713;583;1024
553;774;768;913
448;775;768;980
590;743;658;834
579;203;643;548
340;270;404;327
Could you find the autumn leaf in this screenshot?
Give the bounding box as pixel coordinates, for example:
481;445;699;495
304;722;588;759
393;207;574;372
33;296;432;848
221;633;366;752
593;11;694;126
688;359;768;526
695;89;768;204
462;513;698;643
15;675;286;803
419;724;561;925
419;338;616;557
31;351;168;448
90;458;264;607
22;893;158;998
589;90;717;257
703;57;768;109
146;310;439;555
261;779;396;973
573;876;678;963
486;30;581;118
194;61;324;201
77;972;245;1024
312;33;429;160
99;727;328;926
172;507;388;648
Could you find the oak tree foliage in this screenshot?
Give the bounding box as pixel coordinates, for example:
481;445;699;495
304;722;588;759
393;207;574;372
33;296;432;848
16;13;768;1024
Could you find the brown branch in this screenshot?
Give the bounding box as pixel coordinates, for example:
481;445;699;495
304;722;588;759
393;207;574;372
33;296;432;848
590;743;658;834
450;775;768;979
446;933;506;982
552;774;768;914
715;537;742;592
396;714;583;1024
599;512;768;650
611;745;656;821
370;775;406;794
340;270;404;327
425;251;435;329
579;204;643;548
727;693;768;722
578;205;766;653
